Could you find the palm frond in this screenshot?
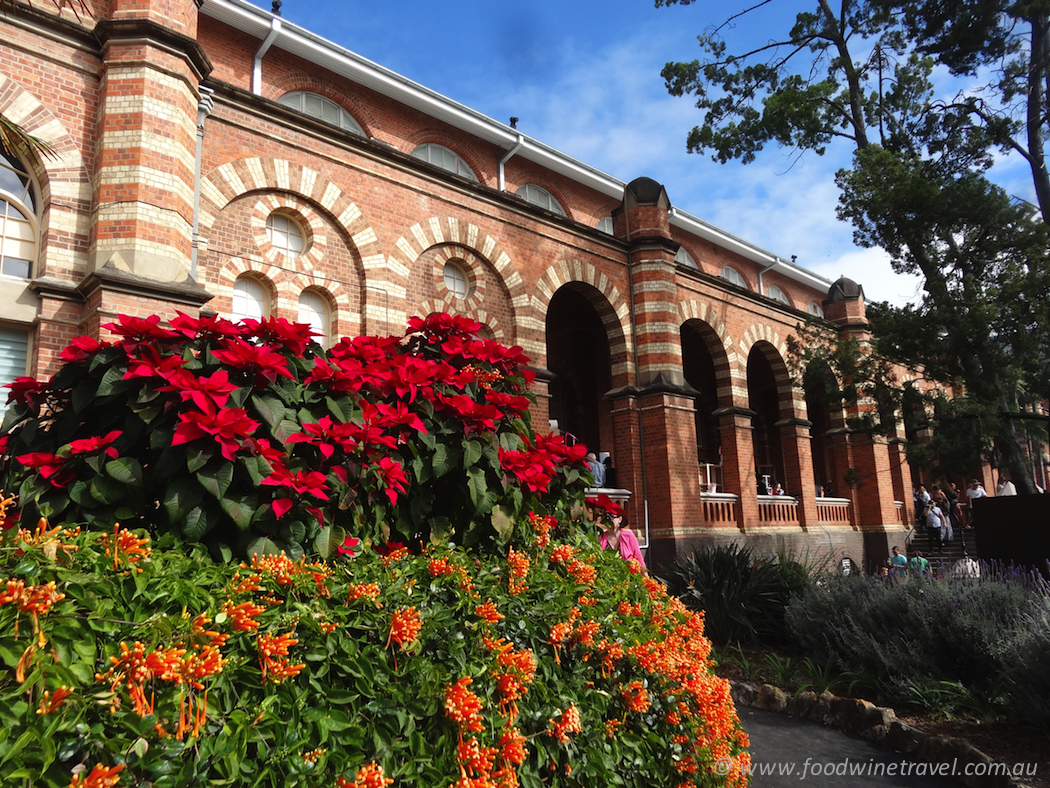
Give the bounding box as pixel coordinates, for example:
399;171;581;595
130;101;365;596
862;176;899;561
0;114;59;161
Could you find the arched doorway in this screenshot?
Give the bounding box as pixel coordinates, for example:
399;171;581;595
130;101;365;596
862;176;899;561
804;360;841;497
545;286;613;454
681;319;724;490
747;346;787;493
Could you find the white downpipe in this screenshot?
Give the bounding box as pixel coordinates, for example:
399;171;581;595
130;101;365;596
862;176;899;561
252;17;282;95
498;134;524;192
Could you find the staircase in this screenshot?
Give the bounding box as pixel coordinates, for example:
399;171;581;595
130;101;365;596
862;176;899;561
905;525;978;568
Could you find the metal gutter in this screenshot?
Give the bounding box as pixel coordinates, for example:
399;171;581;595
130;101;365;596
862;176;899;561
199;0;833;295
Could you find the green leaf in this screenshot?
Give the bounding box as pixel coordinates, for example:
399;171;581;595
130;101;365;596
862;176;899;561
314;525;346;559
182;505;215;541
0;731;36;767
105;456;144;487
186;445;212;473
220;494;256;530
462;439;483;469
162;477;204;522
89;475;124;506
94;365;129;397
432;443;453;477
197;464;234;500
245;536;281;559
251;394;288;432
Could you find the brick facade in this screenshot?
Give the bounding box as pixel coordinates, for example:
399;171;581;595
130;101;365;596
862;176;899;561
0;0;923;573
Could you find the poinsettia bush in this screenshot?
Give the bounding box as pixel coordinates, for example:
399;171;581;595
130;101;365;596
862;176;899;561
0;514;750;787
0;313;586;558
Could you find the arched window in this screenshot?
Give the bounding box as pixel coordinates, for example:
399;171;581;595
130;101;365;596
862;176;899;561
411;143;478;182
720;266;748;289
675;246;698;269
0;151;37;279
597;216;614;235
232;276;269;321
515;184;565;217
767;285;789;305
265;212;306;258
807;302;825;318
443;261;469;299
277;91;364;136
297;290;329;347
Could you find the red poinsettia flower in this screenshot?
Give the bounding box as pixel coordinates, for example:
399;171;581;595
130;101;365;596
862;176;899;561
158;368;240;411
367;456;409;505
498;445;556;494
328;334;401;366
434;393;505;436
261;465;331;500
303;356;364;394
170;310;246;342
371;401;426;443
123;346;187;382
171;400;260;461
406;313;482;344
15;452;73;486
591;493;623;518
484;391;531;418
286;416;362;460
337;535;361;556
59;336;109;364
5;376;49;407
66;430;123;459
241;316;318;355
213;339;295;386
103;314;181;352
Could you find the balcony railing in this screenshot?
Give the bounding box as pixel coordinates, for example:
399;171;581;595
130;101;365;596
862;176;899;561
700;492;738;524
816;497;852;526
758;494;799;524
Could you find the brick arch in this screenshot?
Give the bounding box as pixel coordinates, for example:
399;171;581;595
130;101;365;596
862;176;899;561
388;217;527;341
742;327;804;420
264;77;376;138
678;300;737;406
198;156;378;329
198;157;381;263
0;71;92;275
403;133;488;186
531;258;632;378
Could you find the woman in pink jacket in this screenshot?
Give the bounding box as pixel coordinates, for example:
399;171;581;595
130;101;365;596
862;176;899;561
599;511;647;574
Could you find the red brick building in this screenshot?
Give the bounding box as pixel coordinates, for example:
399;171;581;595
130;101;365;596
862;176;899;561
0;0;918;572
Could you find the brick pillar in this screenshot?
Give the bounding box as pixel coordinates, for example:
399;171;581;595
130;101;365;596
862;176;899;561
528;367;554;437
777;417;818;528
612;177;701;572
714;406;758;530
92;0;211;285
640;388;701;572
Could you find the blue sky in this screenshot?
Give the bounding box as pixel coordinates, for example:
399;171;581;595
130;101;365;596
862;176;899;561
276;0;1037;307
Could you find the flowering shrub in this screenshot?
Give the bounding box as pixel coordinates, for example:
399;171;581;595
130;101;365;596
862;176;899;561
0;517;750;787
0;313;586;558
0;316;750;786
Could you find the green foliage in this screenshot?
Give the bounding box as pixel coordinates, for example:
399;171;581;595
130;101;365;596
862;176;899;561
0;519;750;788
662;544;813;647
0;314;586;560
784;568;1050;730
658;0;1050;493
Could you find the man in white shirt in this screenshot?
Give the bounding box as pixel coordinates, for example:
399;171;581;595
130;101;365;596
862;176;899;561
965;479;987;526
996;474;1017;496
